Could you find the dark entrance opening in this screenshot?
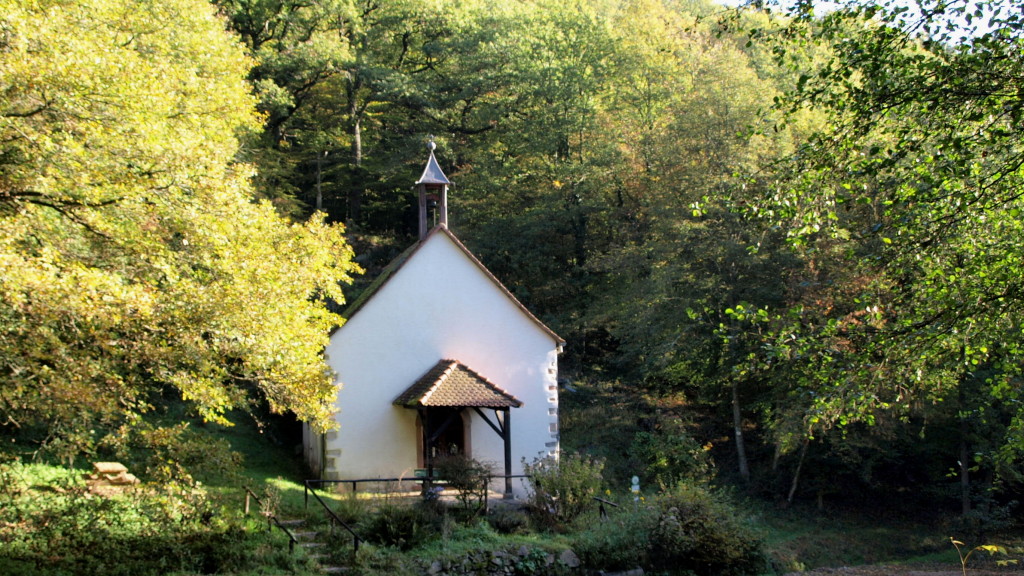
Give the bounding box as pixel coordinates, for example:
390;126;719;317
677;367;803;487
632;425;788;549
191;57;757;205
424;407;465;460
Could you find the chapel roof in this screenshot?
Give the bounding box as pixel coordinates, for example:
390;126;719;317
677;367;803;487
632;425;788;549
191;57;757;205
393;359;523;408
336;226;565;346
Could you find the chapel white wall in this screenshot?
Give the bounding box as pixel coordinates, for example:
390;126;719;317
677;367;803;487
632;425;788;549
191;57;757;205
318;231;559;495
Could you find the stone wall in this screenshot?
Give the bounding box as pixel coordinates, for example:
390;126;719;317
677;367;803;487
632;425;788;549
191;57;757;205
416;546;581;576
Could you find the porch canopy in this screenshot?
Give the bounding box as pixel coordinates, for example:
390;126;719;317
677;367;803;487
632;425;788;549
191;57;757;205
394;359;522;497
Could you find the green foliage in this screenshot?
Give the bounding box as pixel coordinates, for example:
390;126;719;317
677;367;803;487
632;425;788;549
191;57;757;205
0;461;285;576
433;453;493;517
101;422;243;486
756;502;955;571
0;0;360;458
951;537;1019;575
523;452;605;529
738;0;1024;435
333;492;373;527
649;483;768;576
631;415;714;488
572;483;768;575
952;502;1019;542
622;0;1024;506
572;503;659;571
351;542;418;576
358;502;441;551
486;507;531;535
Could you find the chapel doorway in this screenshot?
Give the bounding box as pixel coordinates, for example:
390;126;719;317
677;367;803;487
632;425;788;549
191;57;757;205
420;407;466;464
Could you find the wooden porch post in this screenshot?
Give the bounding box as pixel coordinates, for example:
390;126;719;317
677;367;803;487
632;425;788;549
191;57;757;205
502;408;513;499
420;408;433;489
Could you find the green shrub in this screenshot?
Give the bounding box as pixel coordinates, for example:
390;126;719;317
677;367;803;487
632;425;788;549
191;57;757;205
571;483;768;576
486;506;531;534
648;483;768;576
352;542;418;575
433;453;493;517
358;502;440;550
334;492;372;526
523;452;604;529
572;503;658;571
631;416;714;487
0;464;274;576
952;499;1018;541
103;422;243;485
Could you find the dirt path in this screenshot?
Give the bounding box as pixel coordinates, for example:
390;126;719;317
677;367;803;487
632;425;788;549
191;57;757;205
783;565;1024;576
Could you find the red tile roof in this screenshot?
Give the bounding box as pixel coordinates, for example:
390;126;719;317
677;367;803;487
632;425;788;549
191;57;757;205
394;360;523;408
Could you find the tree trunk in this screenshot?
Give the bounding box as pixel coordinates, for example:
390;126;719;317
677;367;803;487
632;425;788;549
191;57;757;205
786;437;809;505
957;351;972;517
959;402;972;516
732;378;750;482
725;322;750;483
315;151;324;212
349;114;362;223
346;75;364;224
352;114;362;167
954;424;970;512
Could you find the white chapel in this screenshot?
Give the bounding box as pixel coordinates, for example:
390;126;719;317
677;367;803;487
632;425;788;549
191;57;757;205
303;142;563;497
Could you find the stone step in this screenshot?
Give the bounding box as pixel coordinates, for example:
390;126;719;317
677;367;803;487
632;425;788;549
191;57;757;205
292;530;320;540
320;567;348;574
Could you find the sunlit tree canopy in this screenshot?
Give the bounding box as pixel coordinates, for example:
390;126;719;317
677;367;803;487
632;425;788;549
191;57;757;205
0;0;359;452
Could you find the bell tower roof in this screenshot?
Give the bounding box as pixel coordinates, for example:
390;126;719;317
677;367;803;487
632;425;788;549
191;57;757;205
416;138;451;186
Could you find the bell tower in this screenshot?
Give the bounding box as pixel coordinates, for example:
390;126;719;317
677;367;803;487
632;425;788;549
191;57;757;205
415;137;452;240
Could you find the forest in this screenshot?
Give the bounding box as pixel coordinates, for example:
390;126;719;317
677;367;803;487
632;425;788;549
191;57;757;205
223;0;1024;519
2;0;1024;558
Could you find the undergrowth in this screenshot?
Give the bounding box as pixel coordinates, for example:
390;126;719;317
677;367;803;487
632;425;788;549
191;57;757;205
3;400;1020;576
756;502;966;572
0;411;331;576
0;461;315;576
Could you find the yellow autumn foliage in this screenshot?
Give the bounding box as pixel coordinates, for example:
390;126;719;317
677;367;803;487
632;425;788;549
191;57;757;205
0;0;358;447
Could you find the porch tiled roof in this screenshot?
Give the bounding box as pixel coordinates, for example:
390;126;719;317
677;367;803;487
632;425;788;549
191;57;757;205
394;360;523;409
